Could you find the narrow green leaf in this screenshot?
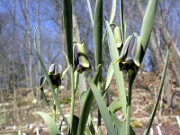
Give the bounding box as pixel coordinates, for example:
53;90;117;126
77;65;101;135
61;51;70;79
120;0;126;41
109;0;116;24
67;115;79;135
93;1;103;130
140;0;158;51
39;76;50;106
105;20;127;116
87;115;95;135
109;112;135;135
80;91;95;135
63;0;73;66
90;82;116;135
34;27;67;124
79;90;88;108
33;112;60;135
108;97;122;113
93;0;103;68
74;71;79;94
143;49;169;135
104;62;114;94
86;0;94;27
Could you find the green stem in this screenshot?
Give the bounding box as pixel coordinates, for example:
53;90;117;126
120;0;125;42
70;67;75;134
52;88;58;122
97;82;102;134
126;71;136;135
143;49;169;135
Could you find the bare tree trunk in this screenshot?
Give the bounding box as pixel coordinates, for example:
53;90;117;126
25;0;33;89
36;0;43;100
19;0;35;98
22;31;29;87
36;0;41;80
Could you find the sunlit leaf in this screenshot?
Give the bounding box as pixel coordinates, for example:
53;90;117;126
140;0;158;51
90;82;116;135
105;20;127;116
108;97;122;113
109;0;116;24
86;0;94;27
33;111;60;135
104;62;114;94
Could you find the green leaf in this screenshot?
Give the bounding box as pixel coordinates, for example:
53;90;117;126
80;91;95;135
39;76;50;106
67;115;79;135
103;62;114;94
143;49;169;135
61;51;70;79
87;115;95;135
77;65;101;135
120;0;126;41
90;82;116;135
74;71;79;94
140;0;158;51
105;20;127;116
63;0;73;66
108;97;122;113
93;0;103;68
109;112;135;135
86;0;94;27
109;0;116;24
79;90;88;108
33;112;60;135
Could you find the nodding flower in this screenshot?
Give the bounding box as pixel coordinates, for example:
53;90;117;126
116;33;144;73
48;64;62;88
73;43;91;73
113;26;123;50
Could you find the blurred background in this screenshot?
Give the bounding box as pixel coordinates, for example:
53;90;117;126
0;0;180;134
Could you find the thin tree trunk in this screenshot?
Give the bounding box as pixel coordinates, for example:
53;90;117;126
37;0;41;80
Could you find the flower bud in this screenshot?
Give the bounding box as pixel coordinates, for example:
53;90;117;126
113;26;123;49
116;33;144;73
48;64;62;87
73;43;91;73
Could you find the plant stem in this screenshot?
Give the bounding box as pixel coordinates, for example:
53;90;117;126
126;71;136;135
143;49;169;135
70;67;75;133
52;88;58;122
98;81;102;135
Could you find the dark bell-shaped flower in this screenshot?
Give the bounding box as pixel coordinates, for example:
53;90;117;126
73;43;91;73
48;64;62;87
116;33;144;73
113;26;123;49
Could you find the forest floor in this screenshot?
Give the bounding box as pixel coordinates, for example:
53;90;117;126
0;69;180;135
